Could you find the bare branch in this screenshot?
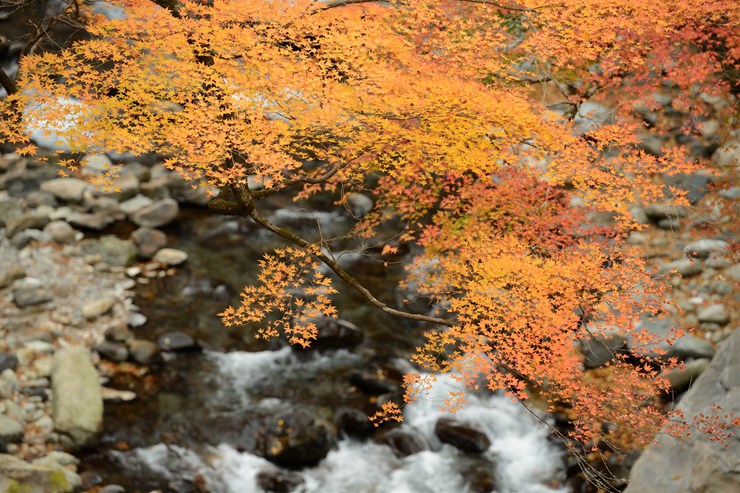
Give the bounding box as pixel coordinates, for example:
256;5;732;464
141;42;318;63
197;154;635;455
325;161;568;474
0;68;18;95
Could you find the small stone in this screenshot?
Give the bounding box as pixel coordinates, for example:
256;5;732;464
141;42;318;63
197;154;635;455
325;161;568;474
724;263;740;282
97;236;137;267
658;259;703;278
697;304;729;325
95;341;129;362
11;277;52;307
95;173;140;202
131;198;179;228
99;485;127;493
0;415;24;443
131;227;168;259
0;265;26;289
0;353;19;373
43;220;77;244
684;239;729;259
127;339;160;365
82;295;117;320
104;323;134;342
40;178;90;202
126;311;147;327
101;387;137;402
81;154;113;175
157;332;199;352
719;186;740;200
152;248;188;266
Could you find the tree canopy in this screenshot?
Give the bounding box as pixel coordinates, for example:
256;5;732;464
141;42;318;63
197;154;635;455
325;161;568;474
1;0;738;448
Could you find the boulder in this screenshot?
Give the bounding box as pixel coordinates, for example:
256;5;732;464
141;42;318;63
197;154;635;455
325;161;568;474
43;220;77;244
581;331;627;369
119;195;153;216
375;429;429;457
12;277;52;308
624;329;740;493
434;418;491;454
255;410;335;468
51;346;103;448
697;304;729;325
334;407;375;438
94;173;139;202
131;198;179;228
683;239;729;259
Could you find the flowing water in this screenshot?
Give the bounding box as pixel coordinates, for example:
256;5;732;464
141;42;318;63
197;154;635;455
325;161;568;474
80;206;569;493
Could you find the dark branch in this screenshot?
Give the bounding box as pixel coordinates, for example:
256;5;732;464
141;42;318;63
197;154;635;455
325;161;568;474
0;68;18;95
229;183;454;327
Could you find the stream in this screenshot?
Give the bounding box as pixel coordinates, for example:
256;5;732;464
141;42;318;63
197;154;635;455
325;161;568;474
79;205;569;493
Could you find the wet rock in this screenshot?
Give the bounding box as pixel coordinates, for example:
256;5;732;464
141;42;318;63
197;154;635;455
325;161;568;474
307;318;364;351
683;239;729;259
131;227;167;259
119;194;153;216
43;220;77;244
79;471;104;490
334;407;375;438
255;410;336;468
66;211;114;231
625;329;740;493
0;200;22;227
5;212;50;237
131;198;179;228
127;339;160;365
52;346;103;448
697;304;729;325
12;278;52;307
152;247;188;266
256;470;305;493
98;485;126;493
350;370;401;396
435;418;491;454
95;341;129;362
375;429;429;457
40;178;90;203
157;331;200;352
0;454;77;493
82;295;117;320
0;416;24;443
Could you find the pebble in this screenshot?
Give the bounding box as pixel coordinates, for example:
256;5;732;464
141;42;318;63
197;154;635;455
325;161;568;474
0;415;24;443
152;248;188;266
11;277;52;307
82;295;117;320
43;220;77;244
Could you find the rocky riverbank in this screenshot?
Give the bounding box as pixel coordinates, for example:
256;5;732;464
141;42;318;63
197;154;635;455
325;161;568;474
0;119;738;491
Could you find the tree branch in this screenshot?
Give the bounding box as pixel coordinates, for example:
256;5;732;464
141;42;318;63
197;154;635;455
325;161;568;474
229;183;454;327
0;68;18;95
316;0;541;14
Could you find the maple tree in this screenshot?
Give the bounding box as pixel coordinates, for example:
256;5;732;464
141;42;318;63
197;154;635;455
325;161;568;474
1;0;738;452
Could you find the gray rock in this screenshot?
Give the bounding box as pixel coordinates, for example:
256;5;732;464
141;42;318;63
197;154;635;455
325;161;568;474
126;311;147;327
10;229;50;249
66;211;114;231
375;430;429;457
43;220;77;244
725;263;740;282
119;194;153;216
99;485;127;493
581;332;627;368
51;346;103;448
33;451;79;467
131;198;179;228
345;193;374;218
82;295;117;320
672;336;715;360
95;173;139;202
127;339;160;365
5;212;50;237
81;154;113;175
119;161;151;182
697;304;729;325
0;264;26;289
104;323;134;342
157;332;199;352
131;227;167;259
657;259;702;278
624;329;740;493
684;239;729;259
711;139;739;167
88;196;125;221
719;186;740;200
95;340;129;362
26;190;58;208
664;358;710;391
0;454;77;493
40;178;90;202
140;175;173;200
0;416;23;443
152;247;188;266
0;200;22;227
657;217;681;230
12;277;52;307
664;173;712;205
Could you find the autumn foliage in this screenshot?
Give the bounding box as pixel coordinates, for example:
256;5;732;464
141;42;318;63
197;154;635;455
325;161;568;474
1;0;738;447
